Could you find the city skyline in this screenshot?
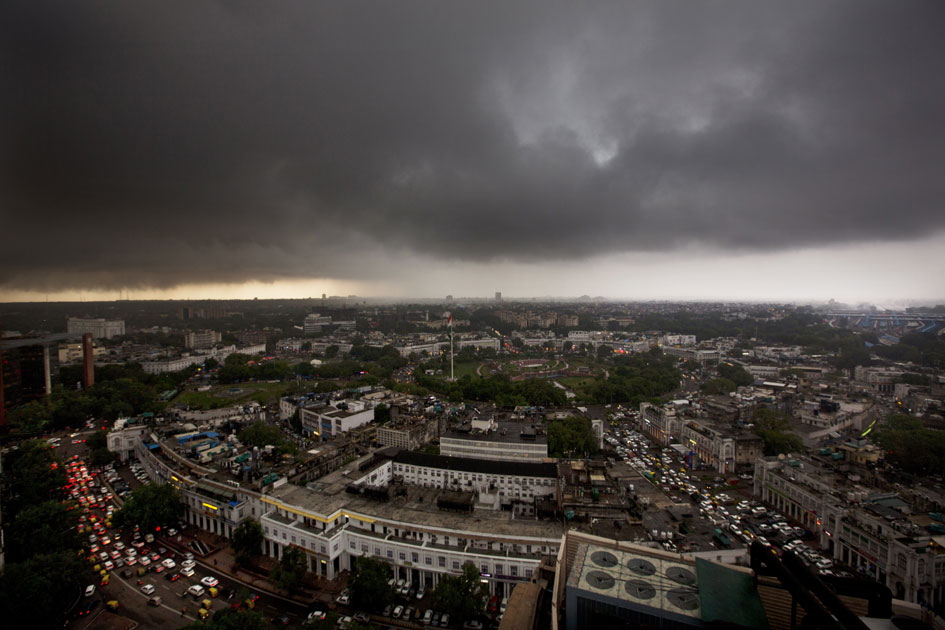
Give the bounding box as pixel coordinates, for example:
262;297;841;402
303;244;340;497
3;1;945;303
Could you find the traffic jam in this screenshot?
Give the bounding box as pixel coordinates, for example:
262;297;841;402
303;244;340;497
66;455;249;622
609;424;843;576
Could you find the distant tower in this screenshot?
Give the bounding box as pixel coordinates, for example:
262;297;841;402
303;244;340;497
82;333;95;389
446;295;453;304
322;293;327;300
495;292;502;302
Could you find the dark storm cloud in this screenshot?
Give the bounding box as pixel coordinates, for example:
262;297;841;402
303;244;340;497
2;0;944;290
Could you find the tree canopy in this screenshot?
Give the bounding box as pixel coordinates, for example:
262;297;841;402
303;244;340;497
433;562;489;622
873;414;945;475
752;408;803;456
348;556;394;612
270;546;307;592
547;416;600;458
4;500;83;563
112;482;184;534
1;439;68;521
0;550;92;629
188;608;269;630
231;520;264;566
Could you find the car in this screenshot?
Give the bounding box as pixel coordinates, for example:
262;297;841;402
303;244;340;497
381;605;392;617
85;584;96;597
181;567;196;577
125;556;137;566
336;616;353;629
423;609;434;625
188;585;206;598
181;559;196;570
392;605;404;619
272;616;290;626
432;612;441;626
307;611;327;622
335;590;350;605
353;613;370;624
201;576;219;588
462;622;483;630
110;549;121;559
163;558;176;569
138;556;151;567
166;572;182;582
140;583;155;595
416;585;426;600
440;613;450;627
104;560;114;571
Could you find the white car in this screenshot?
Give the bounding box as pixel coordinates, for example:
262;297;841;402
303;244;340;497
188;585;205;598
163;558;176;570
138;556;151;567
181;559;195;570
140;584;155;595
84;584;96;597
181;567;195;577
201;576;219;588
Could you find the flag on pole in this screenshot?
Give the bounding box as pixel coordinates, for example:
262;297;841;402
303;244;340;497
446;312;453;328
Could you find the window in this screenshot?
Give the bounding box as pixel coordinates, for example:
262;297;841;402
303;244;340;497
399;552;406;561
510;566;517;577
412;552;419;563
387;550;393;559
452;561;460;570
350;541;356;549
438;557;446;567
425;556;432;565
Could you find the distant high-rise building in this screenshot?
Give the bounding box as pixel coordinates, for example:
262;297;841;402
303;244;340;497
495;292;502;302
1;343;56;407
184;330;223;349
446;295;454;304
322;293;327;300
82;333;95;389
67;317;125;339
303;313;332;334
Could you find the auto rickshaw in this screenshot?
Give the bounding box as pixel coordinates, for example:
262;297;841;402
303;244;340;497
106;600;119;611
198;608;209;620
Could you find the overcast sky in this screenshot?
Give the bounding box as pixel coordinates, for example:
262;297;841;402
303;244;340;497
2;1;944;304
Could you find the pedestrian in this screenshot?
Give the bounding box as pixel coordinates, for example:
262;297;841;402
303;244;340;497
213;559;217;566
181;607;186;617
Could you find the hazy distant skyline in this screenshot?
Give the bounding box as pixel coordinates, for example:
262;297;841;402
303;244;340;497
3;1;944;303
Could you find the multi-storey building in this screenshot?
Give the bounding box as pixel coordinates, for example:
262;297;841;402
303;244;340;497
303;313;332;334
376;415;438;451
67;317;125;339
127;434;562;598
440;420;548;462
753;455;945;607
184;329;222;349
300;399;375;438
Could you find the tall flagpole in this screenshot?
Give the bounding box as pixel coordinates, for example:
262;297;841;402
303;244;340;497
448;311;454;381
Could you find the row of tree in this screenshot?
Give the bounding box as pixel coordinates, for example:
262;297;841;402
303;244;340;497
0;441;94;628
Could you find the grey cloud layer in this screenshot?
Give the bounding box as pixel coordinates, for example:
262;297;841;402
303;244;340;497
2;1;944;290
